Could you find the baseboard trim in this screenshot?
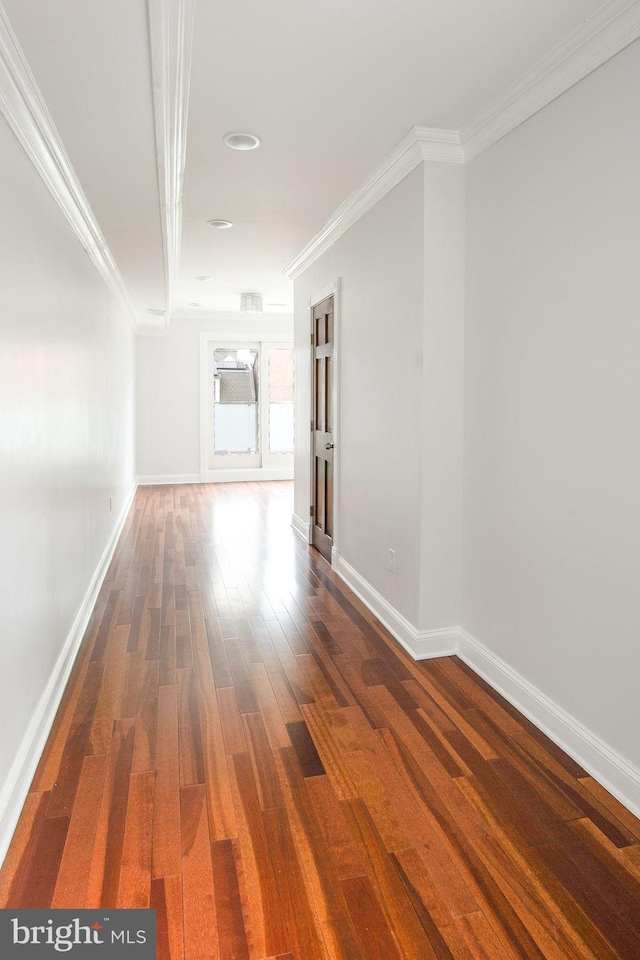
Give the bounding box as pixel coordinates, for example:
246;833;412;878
334;557;458;660
458;627;640;821
331;555;640;818
137;473;202;485
0;483;137;868
201;468;293;484
291;513;312;544
138;469;294;486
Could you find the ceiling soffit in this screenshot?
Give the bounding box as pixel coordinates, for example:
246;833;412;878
146;0;195;333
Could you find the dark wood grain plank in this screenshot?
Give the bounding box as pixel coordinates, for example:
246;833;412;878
286;720;326;778
211;838;250;960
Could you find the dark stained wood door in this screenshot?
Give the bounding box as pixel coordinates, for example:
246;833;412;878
311;295;334;562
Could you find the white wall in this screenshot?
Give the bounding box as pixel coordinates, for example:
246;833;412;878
419;162;465;631
294;168;425;625
462;40;640;770
136;315;293;480
0;113;136;851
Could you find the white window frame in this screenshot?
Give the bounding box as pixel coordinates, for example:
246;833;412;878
199;331;294;483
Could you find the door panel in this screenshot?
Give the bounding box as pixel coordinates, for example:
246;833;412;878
311;296;334;562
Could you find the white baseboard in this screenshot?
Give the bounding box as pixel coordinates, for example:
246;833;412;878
291;513;312;544
458;628;640;821
203;467;293;483
0;483;137;868
139;469;294;485
137;473;201;485
334;557;458;660
331;555;640;818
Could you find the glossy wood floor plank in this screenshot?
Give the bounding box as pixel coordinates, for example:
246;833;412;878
2;481;640;960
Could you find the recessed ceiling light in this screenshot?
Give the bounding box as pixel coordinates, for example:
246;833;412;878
189;302;202;307
267;302;287;307
207;219;233;229
223;131;261;151
147;308;166;316
195;275;214;282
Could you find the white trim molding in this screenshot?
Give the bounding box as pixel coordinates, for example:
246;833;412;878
201;468;294;484
335;557;458;661
457;628;640;820
138;470;293;485
461;0;640;160
147;0;195;329
0;483;137;868
137;473;202;485
284;128;463;280
0;4;140;332
291;513;312;544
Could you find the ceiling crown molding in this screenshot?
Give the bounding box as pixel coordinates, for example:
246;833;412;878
285;1;640;282
461;0;640;160
147;0;195;331
413;126;466;164
284;126;462;280
0;3;140;332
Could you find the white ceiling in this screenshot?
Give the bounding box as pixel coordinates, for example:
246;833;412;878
1;0;610;325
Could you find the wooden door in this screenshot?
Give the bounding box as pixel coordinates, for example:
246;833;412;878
311;296;334;561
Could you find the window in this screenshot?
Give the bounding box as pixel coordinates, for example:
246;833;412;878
203;338;294;477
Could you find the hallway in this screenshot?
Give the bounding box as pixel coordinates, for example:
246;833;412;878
1;481;639;959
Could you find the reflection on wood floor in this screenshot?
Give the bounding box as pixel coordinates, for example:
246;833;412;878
1;481;640;959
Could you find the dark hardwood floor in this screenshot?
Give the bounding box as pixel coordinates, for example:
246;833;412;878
1;481;640;959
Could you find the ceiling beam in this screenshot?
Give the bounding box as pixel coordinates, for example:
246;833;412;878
147;0;195;332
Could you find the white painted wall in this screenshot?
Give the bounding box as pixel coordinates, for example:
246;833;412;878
0;114;135;846
294;168;425;625
136;315;293;480
419;161;465;631
462;40;640;770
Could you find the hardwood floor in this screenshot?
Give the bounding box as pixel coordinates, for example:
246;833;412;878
1;480;640;958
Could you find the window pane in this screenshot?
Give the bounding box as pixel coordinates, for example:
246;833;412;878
269;402;294;453
268;348;294;454
268;348;294;402
213;347;259;454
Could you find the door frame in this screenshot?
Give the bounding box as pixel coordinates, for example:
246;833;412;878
309;277;341;566
199;329;294;482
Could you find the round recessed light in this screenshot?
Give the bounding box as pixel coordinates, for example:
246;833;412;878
189;302;202;307
195;275;214;282
207;219;233;229
147;308;166;316
223;131;261;151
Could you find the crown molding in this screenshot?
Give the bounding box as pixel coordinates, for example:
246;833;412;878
147;0;195;331
0;3;140;332
284;1;640;281
283;126;463;280
461;0;640;161
414;125;465;164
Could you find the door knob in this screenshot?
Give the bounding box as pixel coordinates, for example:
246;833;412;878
325;442;334;450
